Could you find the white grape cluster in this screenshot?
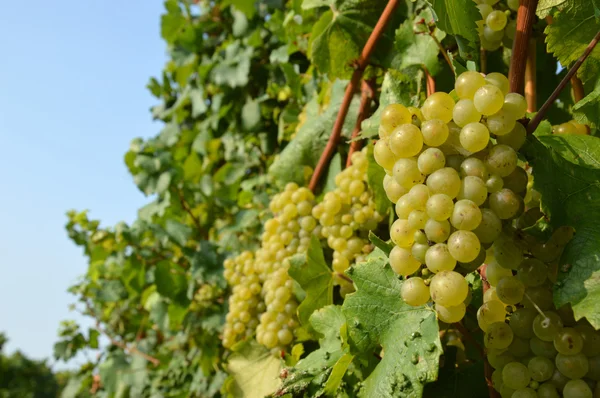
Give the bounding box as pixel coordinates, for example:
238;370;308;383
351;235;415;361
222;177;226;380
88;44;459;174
312;149;383;293
375;70;529;325
474;0;518;51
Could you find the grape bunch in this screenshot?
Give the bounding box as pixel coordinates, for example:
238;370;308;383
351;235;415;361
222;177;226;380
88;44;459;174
375;70;529;324
474;0;518;51
312;148;383;293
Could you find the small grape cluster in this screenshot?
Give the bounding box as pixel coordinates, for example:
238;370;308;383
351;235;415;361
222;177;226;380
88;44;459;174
375;70;529;324
474;0;518;51
312;149;383;294
553;120;589;135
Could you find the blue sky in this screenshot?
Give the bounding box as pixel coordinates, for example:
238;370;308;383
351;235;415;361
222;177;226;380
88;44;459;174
0;1;166;365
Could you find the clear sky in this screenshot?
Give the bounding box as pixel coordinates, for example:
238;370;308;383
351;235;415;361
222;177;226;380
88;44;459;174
0;1;166;366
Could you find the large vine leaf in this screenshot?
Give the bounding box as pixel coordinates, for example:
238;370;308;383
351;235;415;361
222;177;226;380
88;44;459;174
523;135;600;328
226;341;282;398
536;0;570;18
429;0;480;43
342;249;443;397
545;1;600;84
572;80;600;130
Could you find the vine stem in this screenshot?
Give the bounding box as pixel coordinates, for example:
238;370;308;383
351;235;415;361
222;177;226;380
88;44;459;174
308;0;400;192
424;66;435;97
429;30;454;73
525;39;537;112
508;0;539;94
346;80;376;166
528;29;600;133
478;264;501;398
571;76;585;102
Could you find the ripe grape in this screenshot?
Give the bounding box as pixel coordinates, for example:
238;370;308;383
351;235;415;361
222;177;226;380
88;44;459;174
555;352;589;379
453;99;482;127
528;356;555;381
380;104;412;136
477;300;506;331
425;243;457;273
421;119;449;146
436;303;466;323
390;219;415;248
417;147;446;175
374;139;396;170
537;383;560;398
486;11;508;31
429;270;469;307
554;328;583;355
496;276;525;304
389;246;421;276
486;260;513;286
455;71;486;99
460;122;490;152
393;157;424;189
497;122;526;150
517;258;548;287
485;322;514;350
485;144;518;177
408;184;431;210
424;218;451;243
486;73;510;95
450;199;482;230
458;176;488;205
503;93;527;119
563;379;593;398
390;124;423;158
530;337;559;359
502;362;531;389
474;84;505;115
533;312;564;342
426;167;461;198
447;230;481;262
474;208;502;242
486;108;516;136
401;277;430;306
460;157;488;179
426;193;454;221
421;92;455;122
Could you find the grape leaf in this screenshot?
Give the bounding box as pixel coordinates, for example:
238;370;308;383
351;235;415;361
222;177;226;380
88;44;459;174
429;0;480;43
545;1;600;84
342;249;442;397
288;236;334;327
366;142;390;216
322;152;342;195
422;347;488;397
573;81;600;130
537;0;570;18
368;231;393;256
226;341;282;398
523;135;600;328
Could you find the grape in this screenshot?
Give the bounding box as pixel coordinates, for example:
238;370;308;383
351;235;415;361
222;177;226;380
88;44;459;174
380;104;412;136
531;337;559;359
483;25;504;42
517;258;548;287
395;194;414;219
586;355;600;380
537;383;560;398
389;246;421;276
486;173;505;193
408;106;424;124
505;20;518;41
390;219;415;248
533;312;564;342
407;210;428;230
474;84;505;115
486;73;510;95
496;276;525;305
460;122;490;152
504;93;527;119
383;174;408;203
503;167;528;194
484;286;502;303
421;92;455;123
411;243;429;263
425;243;457;273
447;230;481;262
489;188;522;219
487;260;513;286
549;368;570;390
450;199;482;230
497;123;527;151
481;36;502;51
474;208;502;243
502;361;531;389
414;230;428;245
421;119;449;146
522;286;554;311
507;0;520;11
477;300;506;331
477;4;494;20
508;336;531;357
458;176;488;205
512;388;537;398
436;303;466;323
490;351;517;371
486;10;508;31
453;99;482;127
417;147;446;175
455;71;486;100
486;321;514;350
408;184;431;210
401;277;430;306
426;193;454;221
574;324;600;357
429;270;469;307
390;124;423;158
554;122;579;135
373;139;397;170
460;157;488;179
563;379;593;398
487;109;516;136
554;328;584;355
492;368;503;390
445;153;464;171
528;356;555;381
393;158;424;189
424;218;451;243
556;353;589;379
426;167;462;198
485;145;518;177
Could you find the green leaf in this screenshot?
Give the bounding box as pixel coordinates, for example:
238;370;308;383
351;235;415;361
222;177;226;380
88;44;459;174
241;98;261;131
322;152;342;195
523;135;600;328
189;87;208;117
423;347;488;397
226;341;282;398
165;219;192;246
288;236;334;327
368;231;393;256
211;41;253;88
545;2;600;84
430;0;480;43
342;251;442;397
392;15;445;75
302;0;332;9
537;0;570;18
98;353;129;395
573;82;600;130
154;261;190;306
366;142;390;217
184;151;203;183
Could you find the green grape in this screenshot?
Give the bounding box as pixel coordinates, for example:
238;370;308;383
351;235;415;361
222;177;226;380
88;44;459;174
383;174;408;204
460;157;488;179
496;276;525;305
497;123;527;151
390;124;423;158
436;302;466;323
485;145;518;177
426;167;462;198
586;355;600;380
492;368;504;390
556;352;589;379
531;241;562;263
483;25;504;42
426;193;454;221
407;210;428;230
393;157;424;189
455;71;486;100
549;368;570;390
421;92;455;123
537;383;560;398
453;99;482;127
477;4;494;20
507;0;520;11
487;260;513;286
414;230;428;245
530;337;559;359
458;245;486;271
563;379;593;398
554;328;584;355
533;312;564;342
411;242;429;264
528;356;555;382
460;122;490;152
484;286;502;303
424;218;451;243
508;336;531;357
512;388;537;398
409;184;431;210
380;104;412;136
503;167;528;194
486;173;505;193
481;36;502;51
458;175;488;205
574;324;600;357
390;219;415;248
395;194;414;219
489;351;517;370
425;243;457;273
486;73;510;95
554;122;580;135
373;139;397;170
505;20;517;41
445;154;465;172
389;245;421;276
474;84;505;115
417;147;446;175
489;188;522;219
487;109;517;136
473;208;502;243
516;207;544;230
447;230;481;262
517;258;548;287
486;10;508;31
429;270;469;307
421;119;449;146
522;286;554;311
503;93;527;119
450;199;482;230
486;321;514;350
477;299;506;331
502;361;531;390
401;277;430;306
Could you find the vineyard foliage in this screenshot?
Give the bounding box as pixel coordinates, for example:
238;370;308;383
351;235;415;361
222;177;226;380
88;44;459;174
54;0;600;397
